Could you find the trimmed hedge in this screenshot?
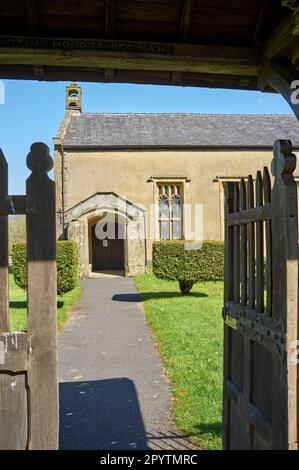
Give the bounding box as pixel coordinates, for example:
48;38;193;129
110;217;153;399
57;241;79;294
11;243;27;290
153;240;224;294
11;240;79;295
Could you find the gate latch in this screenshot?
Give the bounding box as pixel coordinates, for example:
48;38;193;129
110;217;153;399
222;305;238;330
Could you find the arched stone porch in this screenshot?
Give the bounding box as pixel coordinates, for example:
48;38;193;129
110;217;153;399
66;192;146;277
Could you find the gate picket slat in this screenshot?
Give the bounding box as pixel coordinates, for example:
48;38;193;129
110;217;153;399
0;149;9;332
233;184;240;303
255;171;264;313
247;176;255;310
223;182;235;450
240;179;247;306
244;175;255;448
263;167;272;316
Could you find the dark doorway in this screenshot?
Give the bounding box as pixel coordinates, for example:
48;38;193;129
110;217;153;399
92;222;125;271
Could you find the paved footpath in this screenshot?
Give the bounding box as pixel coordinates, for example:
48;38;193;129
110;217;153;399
59;278;197;450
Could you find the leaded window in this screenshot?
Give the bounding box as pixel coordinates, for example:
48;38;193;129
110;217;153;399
158;183;182;240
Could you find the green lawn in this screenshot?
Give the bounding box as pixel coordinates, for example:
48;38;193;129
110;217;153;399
135;273;224;450
9;274;81;332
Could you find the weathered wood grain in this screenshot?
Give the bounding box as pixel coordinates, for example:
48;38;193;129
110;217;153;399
247;175;255;310
26;143;58;450
233;184;240;303
263;167;272;316
0;149;9;332
179;0;194;42
260;61;299;122
227;203;270;225
222;139;299;449
0;195;27;215
0;333;28;372
0;372;28;450
227;380;272;443
0;1;295;92
264;10;299;62
240;179;247;306
222;182;234;449
0;38;261;77
270;139;298;449
255;171;264;313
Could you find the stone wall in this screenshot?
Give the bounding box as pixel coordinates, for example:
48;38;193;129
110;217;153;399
55;147;281;262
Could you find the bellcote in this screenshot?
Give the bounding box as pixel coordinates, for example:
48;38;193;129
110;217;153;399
65;83;82;112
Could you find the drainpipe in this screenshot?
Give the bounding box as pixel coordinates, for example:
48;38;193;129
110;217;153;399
144;211;148;273
61;146;67;240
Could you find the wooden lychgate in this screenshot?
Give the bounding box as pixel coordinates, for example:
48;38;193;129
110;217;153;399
0;143;58;450
222;139;299;450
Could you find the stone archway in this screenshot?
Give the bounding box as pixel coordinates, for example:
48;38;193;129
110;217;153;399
66;192;146;277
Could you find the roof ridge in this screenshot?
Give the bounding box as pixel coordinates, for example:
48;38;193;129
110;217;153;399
79;112;294;117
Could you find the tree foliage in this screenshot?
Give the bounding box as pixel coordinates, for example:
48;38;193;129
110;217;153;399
153;241;224;295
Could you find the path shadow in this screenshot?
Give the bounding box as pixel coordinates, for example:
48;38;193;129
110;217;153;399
146;430;199;450
59;378;148;450
112;292;208;302
9;300;64;309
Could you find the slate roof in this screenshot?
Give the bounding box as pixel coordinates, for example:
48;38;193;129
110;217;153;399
62;113;299;149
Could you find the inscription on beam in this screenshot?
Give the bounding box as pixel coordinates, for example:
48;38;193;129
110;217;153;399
0;36;174;55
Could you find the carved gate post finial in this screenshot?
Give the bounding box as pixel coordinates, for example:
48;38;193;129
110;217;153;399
271;139;296;178
0;149;8;196
26;142;53;174
0;148;8;172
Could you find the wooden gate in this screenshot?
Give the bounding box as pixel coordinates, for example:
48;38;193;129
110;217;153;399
0;143;58;449
222;139;299;450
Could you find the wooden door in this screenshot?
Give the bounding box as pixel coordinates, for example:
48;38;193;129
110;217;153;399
222;140;299;450
92;223;124;270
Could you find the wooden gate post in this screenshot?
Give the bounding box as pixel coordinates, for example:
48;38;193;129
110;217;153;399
26;143;58;450
0;149;9;332
270;139;298;449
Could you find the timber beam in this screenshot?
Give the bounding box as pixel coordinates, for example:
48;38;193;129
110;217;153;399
259;60;299;120
104;0;116;78
173;0;194;84
179;0;194;42
252;0;272;45
24;0;38;35
0;36;260;77
105;0;116;39
263;8;299;63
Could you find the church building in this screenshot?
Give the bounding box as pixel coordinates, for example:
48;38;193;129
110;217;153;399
54;83;299;277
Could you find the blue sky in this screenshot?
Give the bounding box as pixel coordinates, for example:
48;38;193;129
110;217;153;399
0;79;293;194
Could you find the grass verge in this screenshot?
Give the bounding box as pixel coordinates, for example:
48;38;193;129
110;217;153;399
135;272;223;450
9;273;81;332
